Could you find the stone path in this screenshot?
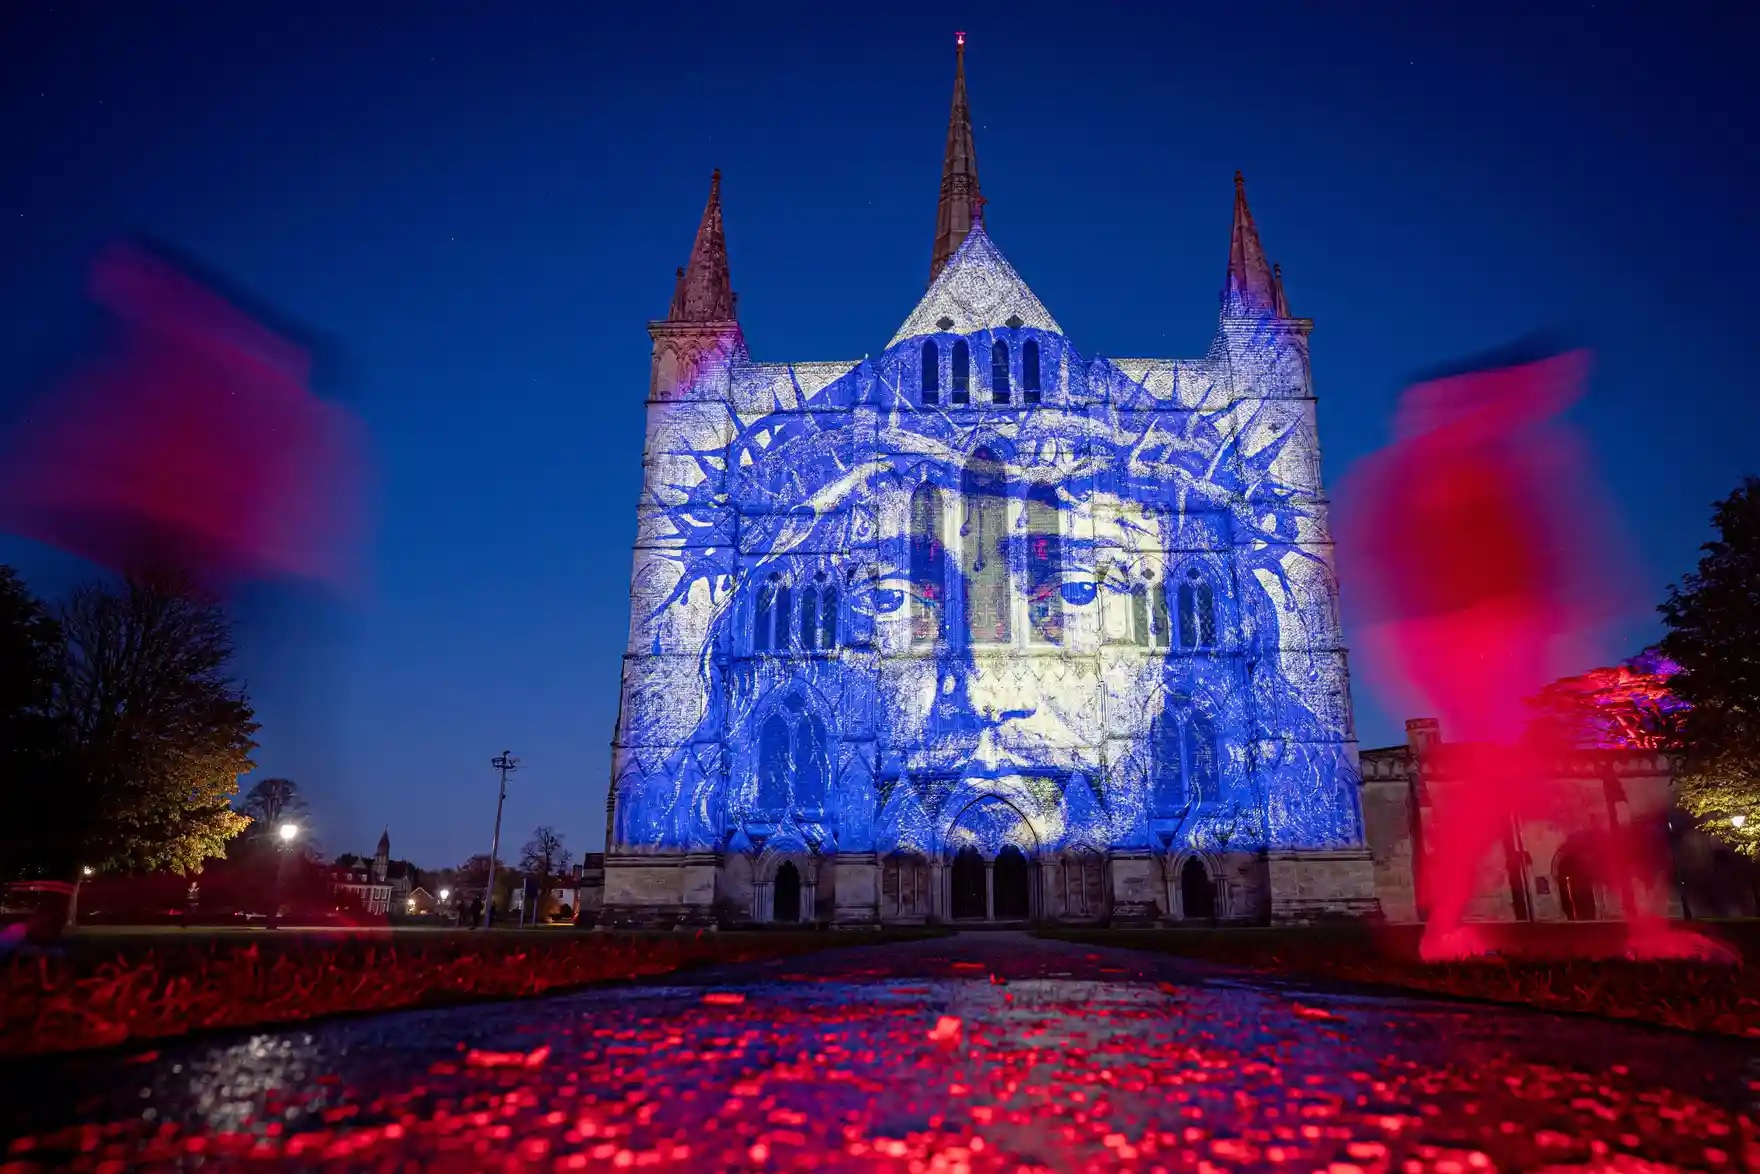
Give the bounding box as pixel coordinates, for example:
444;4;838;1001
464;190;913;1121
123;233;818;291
3;932;1757;1170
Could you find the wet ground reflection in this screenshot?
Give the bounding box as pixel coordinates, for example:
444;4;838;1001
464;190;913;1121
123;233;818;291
3;933;1756;1170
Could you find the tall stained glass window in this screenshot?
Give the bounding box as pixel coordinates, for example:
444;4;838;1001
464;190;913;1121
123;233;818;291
909;483;946;644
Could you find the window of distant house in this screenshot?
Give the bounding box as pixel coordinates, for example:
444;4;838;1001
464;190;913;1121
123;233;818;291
1022;339;1041;403
921;339;939;406
951;340;970;404
991;340;1010;404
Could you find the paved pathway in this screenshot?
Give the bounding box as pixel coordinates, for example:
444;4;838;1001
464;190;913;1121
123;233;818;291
4;932;1757;1170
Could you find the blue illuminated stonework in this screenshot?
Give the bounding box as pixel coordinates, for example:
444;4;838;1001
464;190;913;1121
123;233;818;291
604;57;1379;928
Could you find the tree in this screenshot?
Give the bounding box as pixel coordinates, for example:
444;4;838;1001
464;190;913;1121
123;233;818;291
520;825;571;920
0;566;67;879
1524;649;1687;751
240;777;305;837
48;574;256;875
1659;477;1760;854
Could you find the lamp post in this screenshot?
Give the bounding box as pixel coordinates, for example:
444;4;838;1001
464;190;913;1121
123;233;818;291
439;887;452;925
268;821;299;930
484;752;518;929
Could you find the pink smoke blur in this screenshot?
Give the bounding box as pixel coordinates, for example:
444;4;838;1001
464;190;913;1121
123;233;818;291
1336;348;1731;962
0;243;371;599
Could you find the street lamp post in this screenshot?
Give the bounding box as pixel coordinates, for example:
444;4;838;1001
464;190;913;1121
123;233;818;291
439;887;452;925
268;821;299;930
484;752;518;930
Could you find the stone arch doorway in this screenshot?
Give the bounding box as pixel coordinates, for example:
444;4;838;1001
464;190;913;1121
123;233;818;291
774;861;803;923
951;847;986;920
1554;844;1598;921
994;845;1030;920
1181;857;1216;921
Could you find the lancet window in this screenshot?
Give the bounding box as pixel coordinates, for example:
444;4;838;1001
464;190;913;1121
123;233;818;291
951;340;970;404
909;483;947;644
921;340;939;405
1025;486;1062;644
963;447;1011;643
1177;568;1217;649
1022;339;1042;403
991;340;1010;403
756;692;829;813
1152;700;1219;814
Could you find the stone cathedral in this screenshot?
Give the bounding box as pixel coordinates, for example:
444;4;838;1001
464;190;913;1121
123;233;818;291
603;37;1381;929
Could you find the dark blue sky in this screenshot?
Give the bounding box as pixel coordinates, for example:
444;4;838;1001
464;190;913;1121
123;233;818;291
3;2;1754;868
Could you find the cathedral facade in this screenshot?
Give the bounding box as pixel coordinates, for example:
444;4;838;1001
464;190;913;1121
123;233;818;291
603;38;1380;928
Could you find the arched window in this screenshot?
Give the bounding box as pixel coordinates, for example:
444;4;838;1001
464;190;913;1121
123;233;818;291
755;693;829;814
1177;569;1217;649
798;582;819;650
963;448;1011;643
757;712;790;810
951;340;970;404
774;582;793;651
1128;571;1172;649
920;340;939;405
1025;486;1062;643
1152;699;1219;813
793;712;829;808
1022;339;1041;403
819;582;838;649
991;340;1010;403
754;574;779;652
798;571;836;651
910;483;946;645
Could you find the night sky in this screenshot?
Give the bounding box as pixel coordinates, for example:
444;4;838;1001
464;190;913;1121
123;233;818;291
2;2;1754;869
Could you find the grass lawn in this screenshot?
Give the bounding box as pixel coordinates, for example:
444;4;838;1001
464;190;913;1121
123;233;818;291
1041;921;1760;1038
0;926;940;1058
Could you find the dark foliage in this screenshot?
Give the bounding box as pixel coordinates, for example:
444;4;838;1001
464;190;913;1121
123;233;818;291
1659;476;1760;849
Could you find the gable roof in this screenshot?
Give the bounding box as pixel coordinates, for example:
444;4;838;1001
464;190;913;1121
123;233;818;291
889;223;1062;347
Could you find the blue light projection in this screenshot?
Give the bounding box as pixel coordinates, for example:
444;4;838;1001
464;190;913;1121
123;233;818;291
614;226;1364;871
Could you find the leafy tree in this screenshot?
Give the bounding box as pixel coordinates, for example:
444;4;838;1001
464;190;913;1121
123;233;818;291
240;777;305;837
1659;477;1760;853
49;574;256;875
519;825;571;919
1523;649;1687;751
0;567;67;878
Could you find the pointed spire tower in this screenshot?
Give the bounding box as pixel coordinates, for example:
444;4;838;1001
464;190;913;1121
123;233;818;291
650;169;745;401
929;31;984;286
1223;171;1280;317
669;169;736;322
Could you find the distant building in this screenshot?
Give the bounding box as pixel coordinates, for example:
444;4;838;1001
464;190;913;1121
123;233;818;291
326;828;404;917
1360;718;1760;922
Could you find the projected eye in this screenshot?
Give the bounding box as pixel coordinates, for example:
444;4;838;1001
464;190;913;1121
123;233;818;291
872;588;905;614
1060;580;1097;607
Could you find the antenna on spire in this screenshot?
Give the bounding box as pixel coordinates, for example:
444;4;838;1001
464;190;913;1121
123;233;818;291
956;30;965;47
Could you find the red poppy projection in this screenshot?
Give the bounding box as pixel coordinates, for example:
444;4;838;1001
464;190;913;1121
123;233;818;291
1337;348;1731;963
0;242;369;598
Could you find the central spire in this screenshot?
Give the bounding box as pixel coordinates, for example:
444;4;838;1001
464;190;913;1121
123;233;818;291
669;169;736;322
929;32;983;286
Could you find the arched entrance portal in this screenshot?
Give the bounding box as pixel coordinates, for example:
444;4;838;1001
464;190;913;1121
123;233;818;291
1181;857;1216;921
951;848;986;920
994;845;1030;920
774;861;802;923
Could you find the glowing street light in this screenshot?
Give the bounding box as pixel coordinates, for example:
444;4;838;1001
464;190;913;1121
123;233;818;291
278;821;300;843
81;866;93;877
439;888;451;901
1734;815;1748;830
268;822;300;930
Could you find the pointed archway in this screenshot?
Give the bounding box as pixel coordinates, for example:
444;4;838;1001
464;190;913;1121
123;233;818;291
1180;857;1216;921
951;847;986;920
994;845;1030;920
774;861;802;923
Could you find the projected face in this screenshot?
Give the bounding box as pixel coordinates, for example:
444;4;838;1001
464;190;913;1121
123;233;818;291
621;329;1360;856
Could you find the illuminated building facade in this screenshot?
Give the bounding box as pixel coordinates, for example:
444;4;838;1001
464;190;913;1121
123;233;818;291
604;37;1380;927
